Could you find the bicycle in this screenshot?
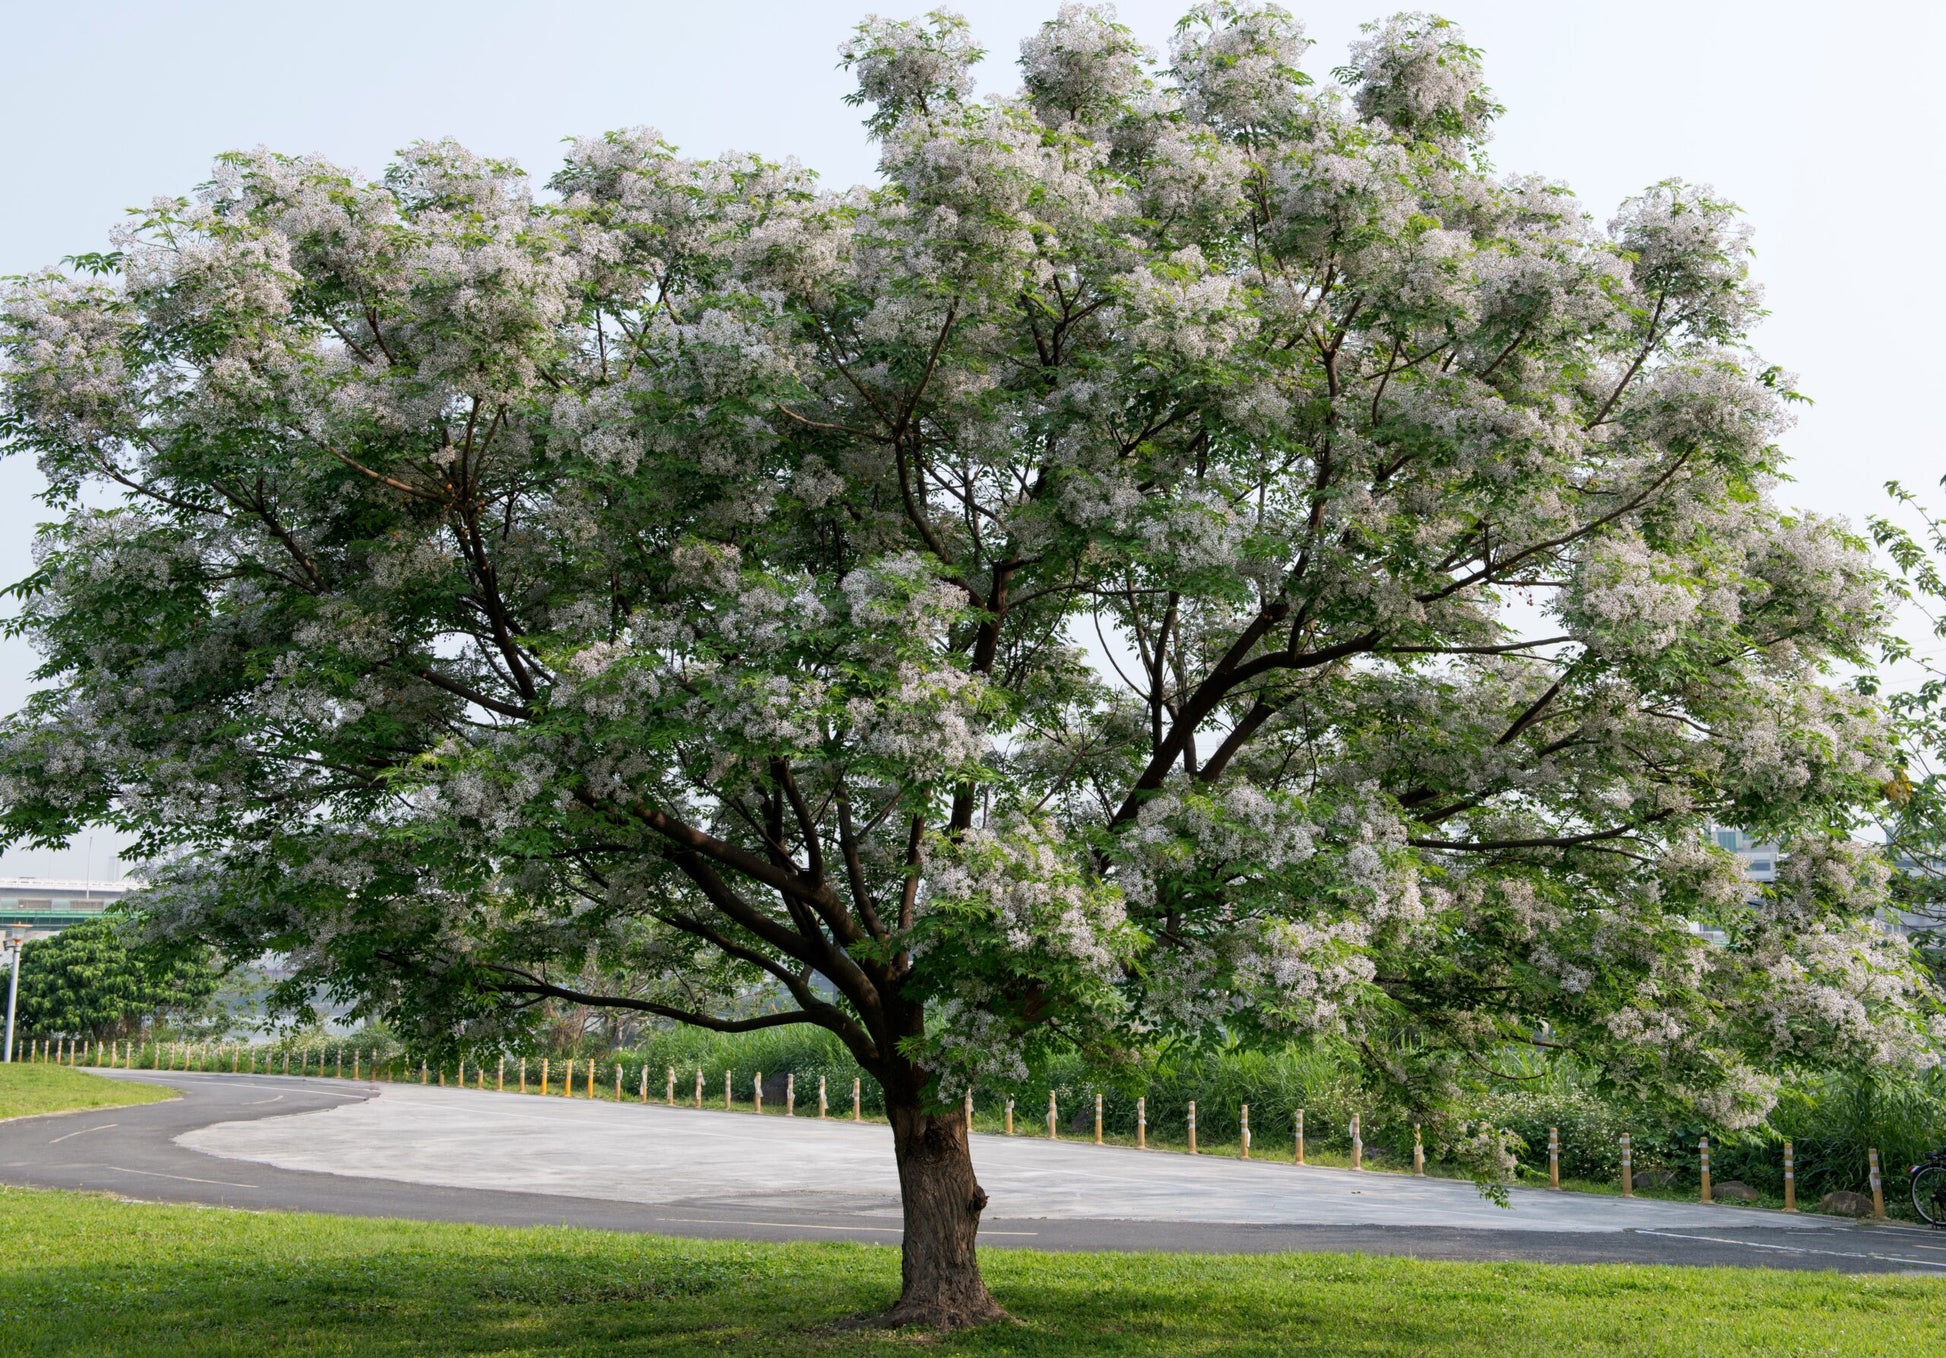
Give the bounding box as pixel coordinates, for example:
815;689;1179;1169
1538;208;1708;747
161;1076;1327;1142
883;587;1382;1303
1913;1150;1946;1227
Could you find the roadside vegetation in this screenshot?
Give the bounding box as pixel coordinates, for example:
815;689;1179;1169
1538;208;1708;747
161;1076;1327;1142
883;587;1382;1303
0;1186;1939;1357
0;1065;175;1121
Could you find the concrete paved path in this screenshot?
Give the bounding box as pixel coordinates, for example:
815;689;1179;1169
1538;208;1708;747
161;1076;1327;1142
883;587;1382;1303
5;1070;1945;1275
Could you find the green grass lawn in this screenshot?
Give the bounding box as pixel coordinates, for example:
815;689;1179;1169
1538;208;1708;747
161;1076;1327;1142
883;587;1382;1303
0;1187;1939;1356
0;1063;176;1120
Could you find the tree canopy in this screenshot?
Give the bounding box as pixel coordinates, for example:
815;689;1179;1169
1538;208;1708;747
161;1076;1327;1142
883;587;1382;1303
9;916;219;1043
2;1;1939;1325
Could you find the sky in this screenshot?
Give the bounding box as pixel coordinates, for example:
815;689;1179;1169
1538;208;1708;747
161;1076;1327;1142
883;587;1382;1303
1;0;1940;878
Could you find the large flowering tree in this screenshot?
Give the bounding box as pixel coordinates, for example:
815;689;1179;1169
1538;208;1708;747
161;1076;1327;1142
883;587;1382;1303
3;3;1939;1325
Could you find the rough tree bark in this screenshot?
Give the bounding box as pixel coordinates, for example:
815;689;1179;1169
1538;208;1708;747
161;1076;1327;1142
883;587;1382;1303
877;1088;1007;1328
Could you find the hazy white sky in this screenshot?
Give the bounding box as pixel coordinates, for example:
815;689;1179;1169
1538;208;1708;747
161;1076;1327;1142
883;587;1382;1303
2;0;1940;877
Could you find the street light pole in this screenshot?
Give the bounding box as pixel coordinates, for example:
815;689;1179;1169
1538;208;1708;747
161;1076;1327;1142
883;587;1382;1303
2;933;21;1064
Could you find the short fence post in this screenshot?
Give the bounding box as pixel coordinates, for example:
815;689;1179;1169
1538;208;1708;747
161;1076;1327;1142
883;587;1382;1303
497;1056;505;1092
563;1058;574;1097
1783;1141;1796;1212
1621;1133;1633;1197
352;1051;360;1080
1870;1148;1886;1220
586;1062;594;1099
1548;1126;1560;1190
458;1058;466;1087
282;1051;290;1076
1351;1114;1363;1171
336;1049;344;1079
1414;1123;1425;1177
1005;1096;1015;1135
1700;1135;1712;1205
790;1073;798;1118
1188;1101;1198;1155
666;1066;675;1106
818;1074;828;1118
1048;1090;1058;1141
519;1058;528;1094
539;1058;548;1095
724;1070;732;1111
852;1077;861;1121
420;1060;429;1086
231;1046;239;1073
754;1071;763;1115
1295;1108;1305;1165
694;1068;703;1108
438;1064;446;1087
1241;1105;1251;1160
614;1063;622;1102
1136;1097;1145;1149
1095;1092;1104;1146
963;1087;972;1133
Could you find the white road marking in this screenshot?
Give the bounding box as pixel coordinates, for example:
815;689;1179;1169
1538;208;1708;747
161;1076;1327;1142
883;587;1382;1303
46;1124;116;1144
104;1165;258;1188
653;1215;1037;1237
1635;1229;1946;1271
244;1095;286;1106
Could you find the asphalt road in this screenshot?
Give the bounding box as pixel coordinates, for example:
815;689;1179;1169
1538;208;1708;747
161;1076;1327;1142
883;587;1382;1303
3;1069;1944;1275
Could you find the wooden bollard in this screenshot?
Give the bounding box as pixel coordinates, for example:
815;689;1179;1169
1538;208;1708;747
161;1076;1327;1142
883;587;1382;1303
754;1071;763;1114
694;1068;703;1108
1136;1096;1146;1149
724;1070;732;1111
1005;1096;1014;1135
1241;1105;1251;1159
1548;1126;1560;1190
1621;1133;1633;1197
819;1074;828;1118
666;1066;675;1105
1295;1108;1305;1164
1095;1093;1104;1146
1415;1123;1425;1177
1048;1090;1058;1140
963;1087;971;1132
852;1077;861;1121
790;1074;798;1117
1870;1148;1886;1220
1783;1141;1797;1212
1351;1114;1363;1171
1700;1135;1712;1204
1187;1101;1198;1154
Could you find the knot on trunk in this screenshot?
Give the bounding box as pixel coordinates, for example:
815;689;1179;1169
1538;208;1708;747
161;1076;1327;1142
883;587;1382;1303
967;1185;989;1215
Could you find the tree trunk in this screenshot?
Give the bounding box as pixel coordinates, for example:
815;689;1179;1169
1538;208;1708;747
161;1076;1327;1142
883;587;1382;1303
877;1096;1007;1329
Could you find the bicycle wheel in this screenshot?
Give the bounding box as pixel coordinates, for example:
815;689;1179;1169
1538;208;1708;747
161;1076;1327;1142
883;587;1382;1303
1913;1164;1946;1226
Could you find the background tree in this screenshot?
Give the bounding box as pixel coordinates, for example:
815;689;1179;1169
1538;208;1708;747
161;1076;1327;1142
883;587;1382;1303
11;917;219;1043
2;2;1938;1326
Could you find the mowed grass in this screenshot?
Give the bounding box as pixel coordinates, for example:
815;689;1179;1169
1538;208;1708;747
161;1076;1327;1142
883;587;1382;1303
0;1187;1941;1356
0;1063;176;1120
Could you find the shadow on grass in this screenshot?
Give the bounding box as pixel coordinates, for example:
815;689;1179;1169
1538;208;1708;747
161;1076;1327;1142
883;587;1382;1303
1;1189;1943;1357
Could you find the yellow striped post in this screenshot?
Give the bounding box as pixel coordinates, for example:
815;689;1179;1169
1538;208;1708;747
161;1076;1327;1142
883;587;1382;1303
723;1069;732;1111
1241;1105;1251;1160
498;1056;505;1092
694;1068;703;1108
1351;1114;1363;1171
614;1063;621;1101
1187;1101;1198;1155
1136;1097;1145;1149
1005;1096;1015;1135
1095;1093;1104;1146
754;1071;763;1115
1700;1135;1712;1205
819;1074;828;1118
792;1074;800;1118
1621;1133;1633;1197
962;1086;971;1132
587;1062;595;1099
852;1077;861;1122
1870;1148;1886;1220
1548;1126;1559;1190
667;1066;676;1106
1048;1090;1058;1141
540;1058;549;1096
1415;1123;1425;1177
1295;1108;1305;1165
1783;1141;1796;1212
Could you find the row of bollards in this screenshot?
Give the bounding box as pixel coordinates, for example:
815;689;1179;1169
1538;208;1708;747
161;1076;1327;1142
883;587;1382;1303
28;1040;1896;1217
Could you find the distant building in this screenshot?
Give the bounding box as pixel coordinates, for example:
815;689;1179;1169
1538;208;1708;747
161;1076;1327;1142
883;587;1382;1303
0;878;137;941
1707;826;1780;883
